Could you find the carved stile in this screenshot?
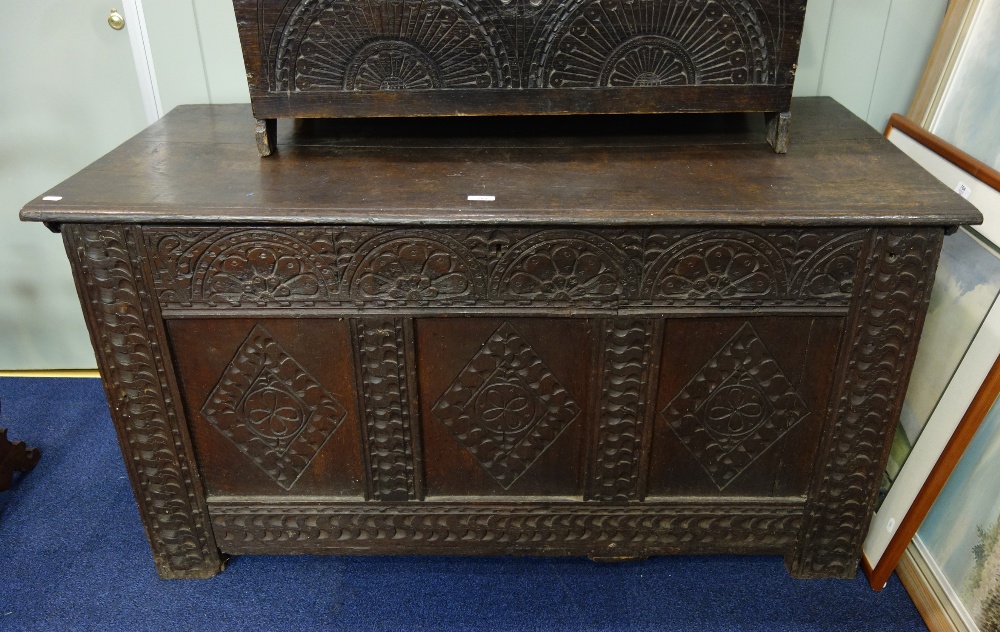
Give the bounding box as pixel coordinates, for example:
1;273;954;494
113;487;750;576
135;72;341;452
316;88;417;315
64;225;221;578
790;228;944;578
352;317;423;501
588;319;663;502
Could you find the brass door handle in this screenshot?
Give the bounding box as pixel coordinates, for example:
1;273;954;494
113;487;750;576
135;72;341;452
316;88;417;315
108;8;125;30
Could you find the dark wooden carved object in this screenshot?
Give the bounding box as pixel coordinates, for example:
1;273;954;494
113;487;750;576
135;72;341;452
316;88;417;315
20;99;980;579
0;424;41;491
232;0;808;154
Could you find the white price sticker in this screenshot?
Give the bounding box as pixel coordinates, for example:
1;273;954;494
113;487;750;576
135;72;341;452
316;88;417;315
467;195;495;202
955;182;973;199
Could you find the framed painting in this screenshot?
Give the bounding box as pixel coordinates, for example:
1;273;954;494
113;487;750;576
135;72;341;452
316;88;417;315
908;0;1000;170
862;114;1000;590
915;358;1000;629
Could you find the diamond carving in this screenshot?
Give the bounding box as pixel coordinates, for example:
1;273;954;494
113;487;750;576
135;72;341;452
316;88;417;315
201;325;348;490
432;322;581;489
661;323;809;490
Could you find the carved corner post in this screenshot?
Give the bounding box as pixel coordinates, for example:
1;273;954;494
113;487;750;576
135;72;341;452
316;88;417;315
586;318;663;503
788;228;943;579
63;224;223;579
255;118;277;157
766;111;791;154
352;317;423;501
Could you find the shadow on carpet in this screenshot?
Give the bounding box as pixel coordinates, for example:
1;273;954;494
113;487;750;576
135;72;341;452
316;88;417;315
0;377;926;631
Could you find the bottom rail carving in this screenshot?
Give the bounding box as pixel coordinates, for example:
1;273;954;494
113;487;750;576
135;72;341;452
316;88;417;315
209;500;803;557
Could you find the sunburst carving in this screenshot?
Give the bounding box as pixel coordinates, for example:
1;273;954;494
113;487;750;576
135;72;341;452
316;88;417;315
541;0;774;88
277;0;510;91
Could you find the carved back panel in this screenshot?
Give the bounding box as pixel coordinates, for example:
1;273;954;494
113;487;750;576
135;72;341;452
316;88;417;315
234;0;805;118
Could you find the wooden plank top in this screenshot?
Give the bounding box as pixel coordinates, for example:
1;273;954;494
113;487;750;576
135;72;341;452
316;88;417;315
21;97;981;227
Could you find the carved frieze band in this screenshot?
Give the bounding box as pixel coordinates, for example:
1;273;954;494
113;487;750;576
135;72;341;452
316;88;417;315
263;0;785;92
352;317;422;501
63;224;221;578
790;228;943;578
210;501;803;552
145;227;867;310
588;319;662;502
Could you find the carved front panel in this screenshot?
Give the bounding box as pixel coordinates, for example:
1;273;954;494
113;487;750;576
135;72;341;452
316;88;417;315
167;318;366;497
145;226;866;311
416;318;594;497
243;0;798;92
235;0;804;118
121;221;942;576
647;316;843;498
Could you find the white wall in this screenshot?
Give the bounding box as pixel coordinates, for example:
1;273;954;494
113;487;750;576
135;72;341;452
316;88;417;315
796;0;949;131
142;0;249;110
0;0;152;370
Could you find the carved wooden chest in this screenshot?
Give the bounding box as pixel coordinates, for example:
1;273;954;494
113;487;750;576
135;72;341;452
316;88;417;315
21;98;979;580
233;0;807;154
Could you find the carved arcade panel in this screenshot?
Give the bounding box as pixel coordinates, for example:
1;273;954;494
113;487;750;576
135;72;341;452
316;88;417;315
246;0;792;93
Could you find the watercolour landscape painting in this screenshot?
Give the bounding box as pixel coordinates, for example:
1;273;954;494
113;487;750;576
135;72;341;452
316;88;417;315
919;393;1000;629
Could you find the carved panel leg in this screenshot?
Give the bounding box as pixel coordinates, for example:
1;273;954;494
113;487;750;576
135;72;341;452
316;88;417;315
586;318;663;502
0;426;41;491
352;317;422;501
766;111;791;154
63;224;222;579
788;228;943;578
255;118;277;157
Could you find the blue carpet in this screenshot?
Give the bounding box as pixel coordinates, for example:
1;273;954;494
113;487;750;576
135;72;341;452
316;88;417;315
0;377;926;631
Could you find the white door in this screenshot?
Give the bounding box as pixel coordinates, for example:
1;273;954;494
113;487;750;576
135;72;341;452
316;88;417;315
0;0;155;369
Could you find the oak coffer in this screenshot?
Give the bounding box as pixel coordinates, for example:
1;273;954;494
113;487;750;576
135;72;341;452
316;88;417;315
232;0;808;154
21;98;979;580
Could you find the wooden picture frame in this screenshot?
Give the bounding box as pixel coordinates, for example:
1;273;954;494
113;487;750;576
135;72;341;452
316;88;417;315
862;114;1000;590
907;0;981;128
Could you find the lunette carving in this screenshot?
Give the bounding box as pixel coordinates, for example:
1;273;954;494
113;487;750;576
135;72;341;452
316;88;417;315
63;224;220;578
353;317;421;501
345;231;487;305
540;0;776;89
274;0;510;91
261;0;785;92
790;228;944;578
147;227;866;312
490;230;636;305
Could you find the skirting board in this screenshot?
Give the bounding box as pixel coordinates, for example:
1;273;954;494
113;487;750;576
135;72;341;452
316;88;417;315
0;371;100;378
898;536;976;632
